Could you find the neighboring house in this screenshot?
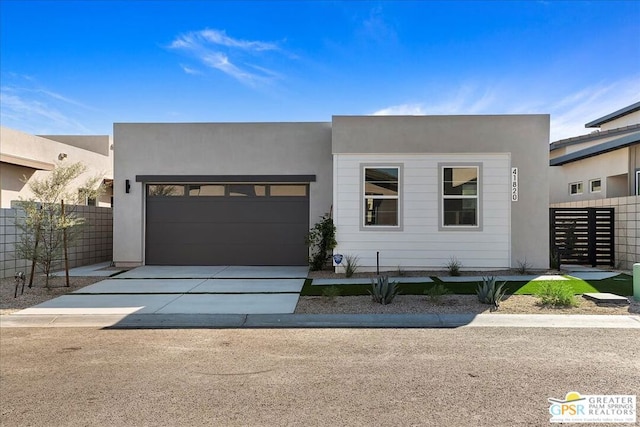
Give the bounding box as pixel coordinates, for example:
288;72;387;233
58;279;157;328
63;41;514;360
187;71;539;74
549;102;640;203
549;102;640;269
114;115;550;271
0;126;114;208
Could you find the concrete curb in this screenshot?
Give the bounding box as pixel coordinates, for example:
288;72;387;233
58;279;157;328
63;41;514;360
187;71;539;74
1;313;639;329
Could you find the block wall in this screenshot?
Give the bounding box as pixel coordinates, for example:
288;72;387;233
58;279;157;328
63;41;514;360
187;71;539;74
0;204;113;279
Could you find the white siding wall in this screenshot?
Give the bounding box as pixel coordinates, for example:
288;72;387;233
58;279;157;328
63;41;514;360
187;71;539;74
333;153;511;271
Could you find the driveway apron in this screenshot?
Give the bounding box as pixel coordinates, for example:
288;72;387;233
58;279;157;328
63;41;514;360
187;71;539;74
14;266;308;316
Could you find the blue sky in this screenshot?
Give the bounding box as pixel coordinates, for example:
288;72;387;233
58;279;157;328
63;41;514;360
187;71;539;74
1;1;639;141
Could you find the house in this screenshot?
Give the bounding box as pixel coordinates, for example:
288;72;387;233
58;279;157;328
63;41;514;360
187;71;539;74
549;101;640;203
113;114;550;270
0;126;114;208
0;126;115;279
549;102;640;269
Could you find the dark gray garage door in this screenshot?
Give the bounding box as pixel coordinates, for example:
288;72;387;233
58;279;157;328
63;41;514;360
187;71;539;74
145;183;310;266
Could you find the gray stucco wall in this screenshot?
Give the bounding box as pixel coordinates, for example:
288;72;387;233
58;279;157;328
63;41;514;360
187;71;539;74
332;115;551;268
113;122;333;266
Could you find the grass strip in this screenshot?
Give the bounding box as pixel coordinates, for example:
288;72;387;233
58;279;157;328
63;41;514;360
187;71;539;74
302;274;633;296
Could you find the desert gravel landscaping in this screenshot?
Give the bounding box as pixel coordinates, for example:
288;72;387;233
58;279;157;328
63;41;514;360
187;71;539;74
295;294;640;315
0;276;104;315
299;268;640;316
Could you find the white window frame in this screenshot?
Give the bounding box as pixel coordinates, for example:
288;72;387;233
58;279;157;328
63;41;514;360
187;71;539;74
589;178;601;193
360;164;402;231
439;163;482;231
569;181;583;196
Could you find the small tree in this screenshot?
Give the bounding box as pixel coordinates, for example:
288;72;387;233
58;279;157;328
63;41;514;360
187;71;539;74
15;162;103;287
306;213;337;271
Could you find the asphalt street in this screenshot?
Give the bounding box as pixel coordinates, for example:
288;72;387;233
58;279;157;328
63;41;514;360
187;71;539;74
1;327;639;426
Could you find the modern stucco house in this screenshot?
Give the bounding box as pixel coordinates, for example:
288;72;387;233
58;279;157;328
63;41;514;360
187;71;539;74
549;101;640;203
0;126;114;208
549;102;639;269
113;114;550;270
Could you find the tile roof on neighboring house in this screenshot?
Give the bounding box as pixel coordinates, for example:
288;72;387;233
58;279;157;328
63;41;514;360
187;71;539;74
550;130;640;166
549;123;640;151
585;101;640;128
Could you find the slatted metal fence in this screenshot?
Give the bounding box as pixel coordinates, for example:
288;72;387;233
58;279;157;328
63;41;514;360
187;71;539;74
549;207;615;267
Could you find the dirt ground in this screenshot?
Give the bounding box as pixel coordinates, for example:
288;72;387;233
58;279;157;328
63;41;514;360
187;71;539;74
2;327;639;426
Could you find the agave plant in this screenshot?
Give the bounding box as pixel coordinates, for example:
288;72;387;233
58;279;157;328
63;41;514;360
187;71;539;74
369;275;399;305
476;276;507;311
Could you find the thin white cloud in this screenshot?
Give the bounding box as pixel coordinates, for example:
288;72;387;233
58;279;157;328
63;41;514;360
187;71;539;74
197;29;279;51
180;64;201;75
373;103;426;115
547;77;640;141
359;5;398;44
168;28;284;87
373;85;500;116
0;76;95;134
372;77;640;142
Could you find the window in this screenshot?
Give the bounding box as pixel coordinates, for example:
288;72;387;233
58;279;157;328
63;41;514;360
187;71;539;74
363;166;400;227
270;185;307;196
569;182;583;196
589;179;601;193
228;184;266;197
147;185;185;196
636;170;640;196
441;166;479;227
188;184;225;196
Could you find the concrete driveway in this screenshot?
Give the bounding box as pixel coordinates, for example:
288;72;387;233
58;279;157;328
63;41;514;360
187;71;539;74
14;266;308;316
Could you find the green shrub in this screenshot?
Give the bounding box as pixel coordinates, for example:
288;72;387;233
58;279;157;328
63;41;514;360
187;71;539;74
424;284;449;303
306;213;337;271
344;254;359;278
446;256;461;276
321;286;340;302
476;276;506;311
369;275;399;305
535;282;578;307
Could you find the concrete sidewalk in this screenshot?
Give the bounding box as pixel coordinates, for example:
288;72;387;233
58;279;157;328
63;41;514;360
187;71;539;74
1;312;638;329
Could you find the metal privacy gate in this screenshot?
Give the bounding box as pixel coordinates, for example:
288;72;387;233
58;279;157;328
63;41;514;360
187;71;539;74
549;207;615;267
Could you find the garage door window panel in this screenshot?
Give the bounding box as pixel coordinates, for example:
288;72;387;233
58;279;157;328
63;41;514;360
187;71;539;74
147;185;185;197
188;184;225;196
228;184;267;197
270;185;308;196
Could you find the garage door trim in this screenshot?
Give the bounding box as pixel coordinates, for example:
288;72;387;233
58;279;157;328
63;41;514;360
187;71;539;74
137;174;316;183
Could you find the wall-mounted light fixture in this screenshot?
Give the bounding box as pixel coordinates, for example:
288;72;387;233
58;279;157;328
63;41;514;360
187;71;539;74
58;153;67;160
125;179;131;194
